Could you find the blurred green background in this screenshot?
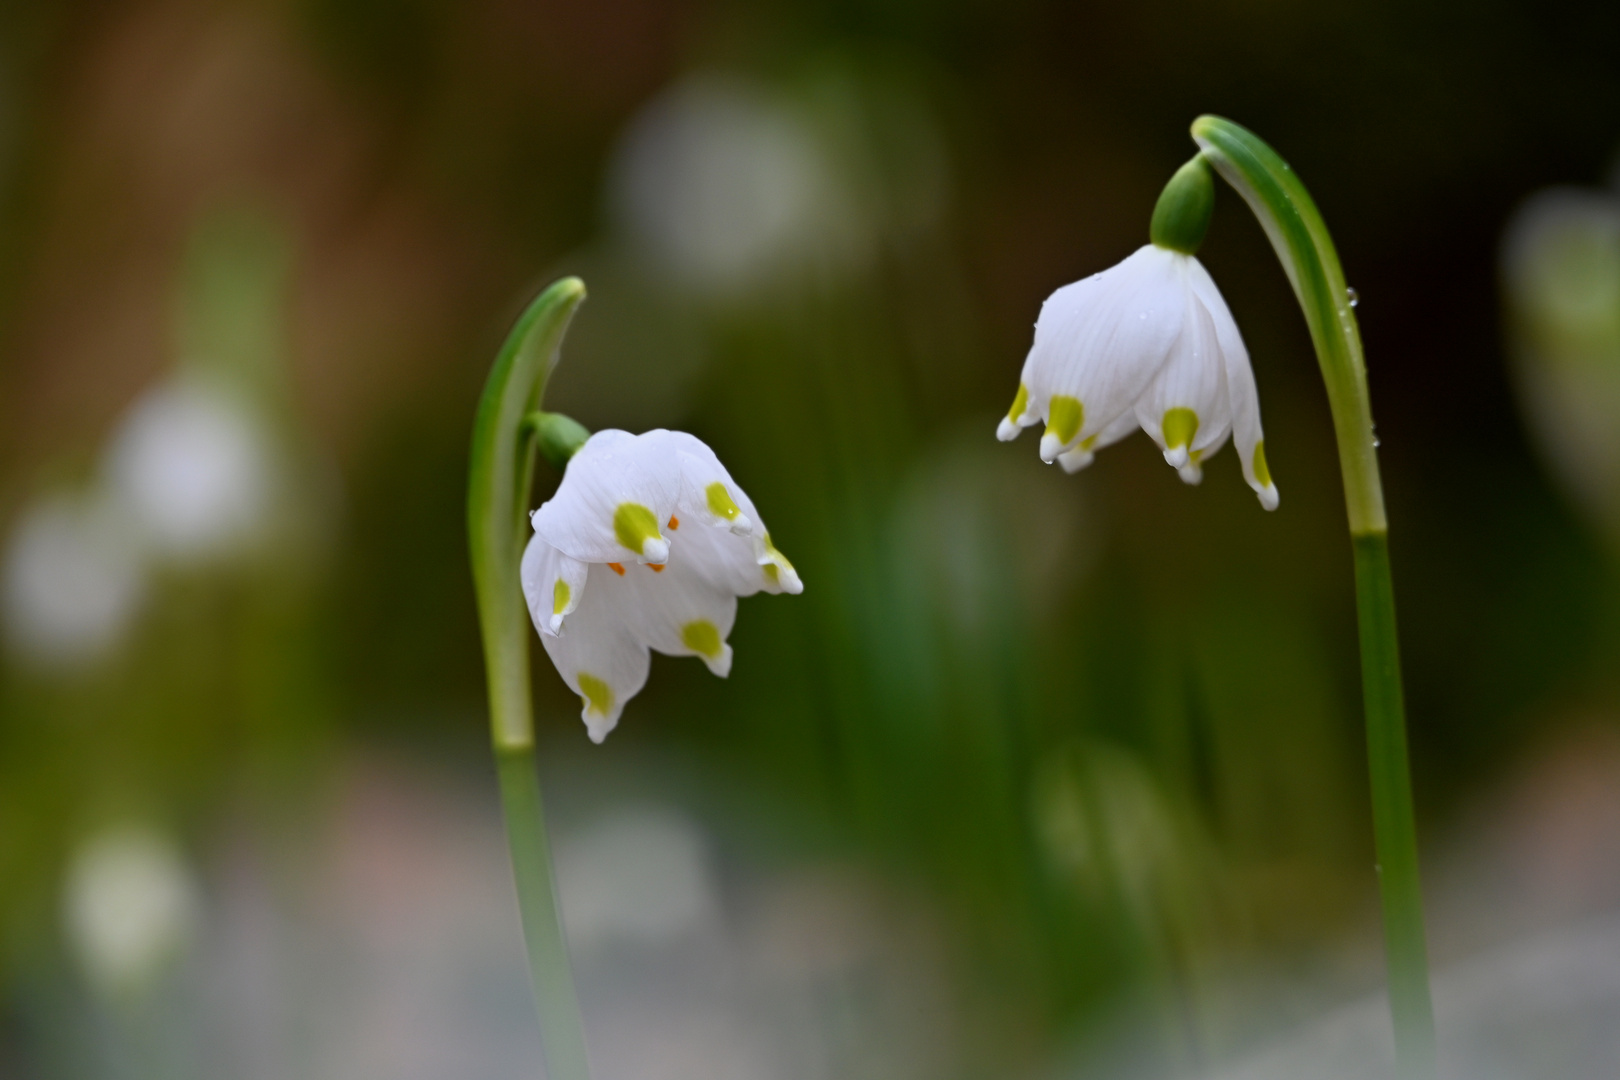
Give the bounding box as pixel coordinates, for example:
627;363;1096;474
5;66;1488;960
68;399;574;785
3;1;1620;1077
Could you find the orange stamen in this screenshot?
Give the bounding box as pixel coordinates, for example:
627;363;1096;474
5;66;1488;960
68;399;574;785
648;563;665;572
607;562;625;576
668;515;680;530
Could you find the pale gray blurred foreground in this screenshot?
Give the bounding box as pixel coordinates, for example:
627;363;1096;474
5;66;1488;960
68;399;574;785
42;724;1620;1080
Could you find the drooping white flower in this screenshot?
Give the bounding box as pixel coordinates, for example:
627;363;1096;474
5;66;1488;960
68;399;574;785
522;429;801;742
997;244;1278;510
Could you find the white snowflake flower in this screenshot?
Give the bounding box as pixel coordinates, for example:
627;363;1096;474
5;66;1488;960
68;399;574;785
997;245;1278;510
522;429;801;742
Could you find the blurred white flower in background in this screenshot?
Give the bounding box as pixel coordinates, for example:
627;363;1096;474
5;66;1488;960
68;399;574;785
104;374;274;561
556;805;720;951
63;824;200;998
610;75;856;296
1502;186;1620;534
2;491;145;668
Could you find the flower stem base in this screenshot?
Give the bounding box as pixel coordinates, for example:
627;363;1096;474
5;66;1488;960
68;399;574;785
496;745;592;1080
1354;531;1436;1080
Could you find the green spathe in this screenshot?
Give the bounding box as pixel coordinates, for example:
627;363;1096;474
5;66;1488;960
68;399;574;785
466;278;594;1080
1150;155;1215;255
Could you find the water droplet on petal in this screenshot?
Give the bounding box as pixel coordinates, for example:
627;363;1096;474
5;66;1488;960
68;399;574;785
1346;287;1360;308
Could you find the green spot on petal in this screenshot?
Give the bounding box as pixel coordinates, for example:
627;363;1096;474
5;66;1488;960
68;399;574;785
1006;382;1029;422
552;578;570;616
680;619;722;659
760;532;795;583
1252;440;1272;487
613;503;663;555
1162;407;1199;449
577;673;613;717
1048;396;1083;445
705;482;741;521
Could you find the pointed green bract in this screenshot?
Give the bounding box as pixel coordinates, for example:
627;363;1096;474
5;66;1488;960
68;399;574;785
613;503;663;556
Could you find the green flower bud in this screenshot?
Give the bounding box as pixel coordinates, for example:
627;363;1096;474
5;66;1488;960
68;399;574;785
529;411;591;471
1150;155;1215;255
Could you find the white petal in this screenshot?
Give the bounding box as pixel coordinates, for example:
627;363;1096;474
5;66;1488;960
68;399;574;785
1186;259;1277;509
649;432;800;595
1135;269;1228;470
677;514;786;596
752;532;802;595
1025;246;1186;460
540;563;652;742
1055;405;1139;473
532;430;681;563
659;431;756;536
520;533;589;636
616;545;739;677
1056;446;1094;473
1090;407;1143;451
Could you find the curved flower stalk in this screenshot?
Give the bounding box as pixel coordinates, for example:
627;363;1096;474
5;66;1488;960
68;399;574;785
522;428;801;742
999;158;1278;509
1190;116;1434;1080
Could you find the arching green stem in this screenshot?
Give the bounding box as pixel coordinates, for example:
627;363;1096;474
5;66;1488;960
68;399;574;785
1189;116;1435;1079
467;277;593;1080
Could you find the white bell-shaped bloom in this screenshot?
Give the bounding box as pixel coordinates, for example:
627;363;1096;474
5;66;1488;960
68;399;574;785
522;429;802;742
997;244;1278;510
